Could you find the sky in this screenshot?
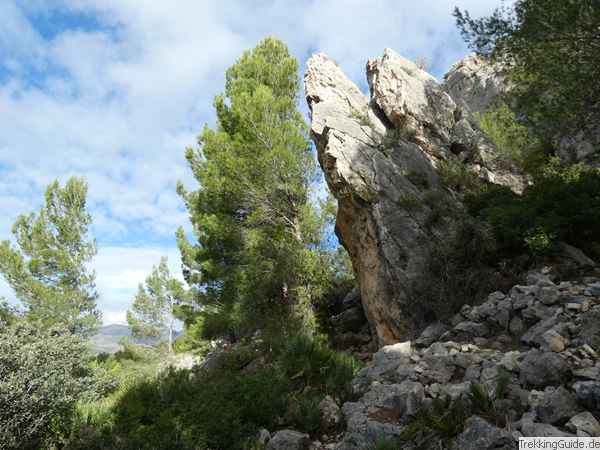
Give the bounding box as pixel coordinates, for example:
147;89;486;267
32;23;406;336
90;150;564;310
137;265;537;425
0;0;501;325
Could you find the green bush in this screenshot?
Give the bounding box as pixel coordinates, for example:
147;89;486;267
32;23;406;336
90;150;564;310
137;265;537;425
0;322;95;450
123;367;288;449
286;392;324;435
399;368;519;449
274;334;360;401
67;334;358;450
367;438;403;450
466;160;600;259
69;365;289;450
399;395;471;449
437;158;481;192
475;103;542;169
410;216;507;326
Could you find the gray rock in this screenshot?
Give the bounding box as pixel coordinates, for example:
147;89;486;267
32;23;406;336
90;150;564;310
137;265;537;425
537;386;581;424
440;381;471;400
542;329;568;353
521;316;558;347
573;381;600;411
319;396;342;430
488;291;507;302
470;301;497;321
489;308;510;330
368;342;413;380
499;351;521;372
455;416;513;450
589;282;600;297
338;382;421;450
421;355;456;384
509;317;525;336
266;430;310;450
558;242;597;268
522;303;556;322
454;321;490;338
566;412;600;437
423;341;449;357
443;55;506;115
579;310;600;352
521;421;574;437
539;286;560;305
526;272;555;287
342;287;361;309
512;293;534;311
573;365;600;381
510;285;540;298
416;323;449;347
257;429;271;446
331;306;367;333
520;350;570;388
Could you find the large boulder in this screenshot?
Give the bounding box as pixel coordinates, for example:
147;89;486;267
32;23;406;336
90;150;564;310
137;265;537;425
455;416;514;450
566;412;600;436
519;350;571;388
536;386;581;424
305;49;524;345
266;430;310;450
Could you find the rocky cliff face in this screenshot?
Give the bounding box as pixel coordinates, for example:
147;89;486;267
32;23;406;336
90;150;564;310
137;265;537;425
304;49;524;346
442;54;507;116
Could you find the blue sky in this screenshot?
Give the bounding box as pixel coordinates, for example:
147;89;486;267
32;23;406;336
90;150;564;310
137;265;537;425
0;0;499;325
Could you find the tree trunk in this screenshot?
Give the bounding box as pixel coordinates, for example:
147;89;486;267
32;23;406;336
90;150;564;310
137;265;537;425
168;318;174;353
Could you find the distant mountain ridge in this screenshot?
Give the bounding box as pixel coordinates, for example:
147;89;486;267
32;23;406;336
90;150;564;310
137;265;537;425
90;324;169;354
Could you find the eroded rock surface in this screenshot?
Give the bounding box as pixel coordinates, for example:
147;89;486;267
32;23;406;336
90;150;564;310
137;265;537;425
304;49;524;345
443;54;506;116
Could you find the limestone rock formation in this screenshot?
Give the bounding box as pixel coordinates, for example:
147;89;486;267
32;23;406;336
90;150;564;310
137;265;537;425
304;48;525;346
443;54;506;116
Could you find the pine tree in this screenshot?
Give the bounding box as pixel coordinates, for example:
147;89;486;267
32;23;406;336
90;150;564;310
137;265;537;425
0;177;100;335
126;257;187;352
177;37;323;339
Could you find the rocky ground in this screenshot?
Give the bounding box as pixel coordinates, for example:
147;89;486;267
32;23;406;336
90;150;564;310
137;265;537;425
260;269;600;449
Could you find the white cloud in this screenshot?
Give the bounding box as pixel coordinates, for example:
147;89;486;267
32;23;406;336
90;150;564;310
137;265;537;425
1;246;183;324
0;0;502;322
94;246;183;324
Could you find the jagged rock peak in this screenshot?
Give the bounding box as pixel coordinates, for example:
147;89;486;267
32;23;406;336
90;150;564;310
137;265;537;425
443;53;508;115
305;49;525;347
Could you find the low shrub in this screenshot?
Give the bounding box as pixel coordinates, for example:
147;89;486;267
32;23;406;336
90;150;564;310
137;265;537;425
273;334;360;401
410;216;508;326
0;323;95;450
466;159;600;259
437;158;481;192
475;103;541;169
67;334;359;450
399;370;513;449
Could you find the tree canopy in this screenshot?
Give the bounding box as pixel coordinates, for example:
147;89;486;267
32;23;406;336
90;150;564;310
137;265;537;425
126;257;187;352
176;37;327;340
454;0;600;146
0;177;100;335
